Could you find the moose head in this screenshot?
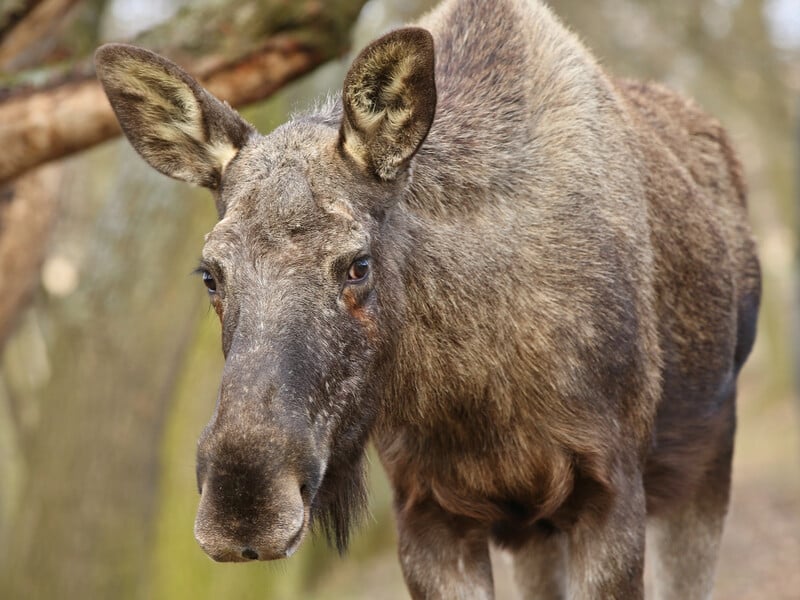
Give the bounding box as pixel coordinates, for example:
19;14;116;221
95;28;436;561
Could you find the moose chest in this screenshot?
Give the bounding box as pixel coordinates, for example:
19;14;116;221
373;410;586;540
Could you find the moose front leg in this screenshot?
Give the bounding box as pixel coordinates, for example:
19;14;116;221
566;470;647;600
396;499;494;600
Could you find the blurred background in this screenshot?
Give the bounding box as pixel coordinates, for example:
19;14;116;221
0;0;797;598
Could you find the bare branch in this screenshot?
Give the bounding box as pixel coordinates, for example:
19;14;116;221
0;77;116;184
0;0;368;186
0;37;334;185
0;0;43;41
0;0;80;70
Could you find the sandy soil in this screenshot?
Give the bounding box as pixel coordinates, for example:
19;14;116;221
714;395;800;600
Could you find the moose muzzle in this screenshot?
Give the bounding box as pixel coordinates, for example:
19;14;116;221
194;468;308;561
193;340;324;562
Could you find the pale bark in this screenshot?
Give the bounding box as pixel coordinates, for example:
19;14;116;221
0;0;366;344
0;0;44;41
0;164;61;346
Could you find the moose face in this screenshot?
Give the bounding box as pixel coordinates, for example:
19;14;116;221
192;124;403;561
95;28;436;560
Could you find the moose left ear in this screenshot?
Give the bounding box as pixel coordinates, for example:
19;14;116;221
340;27;436;181
95;43;252;189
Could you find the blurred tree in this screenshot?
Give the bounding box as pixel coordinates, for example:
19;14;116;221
0;0;369;186
0;167;61;347
0;1;796;599
0;1;367;598
0;0;368;343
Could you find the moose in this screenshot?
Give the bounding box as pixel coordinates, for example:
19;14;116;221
95;0;760;597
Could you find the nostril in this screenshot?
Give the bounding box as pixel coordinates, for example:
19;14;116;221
241;547;259;560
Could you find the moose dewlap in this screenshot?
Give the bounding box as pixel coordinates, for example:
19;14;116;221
95;0;760;597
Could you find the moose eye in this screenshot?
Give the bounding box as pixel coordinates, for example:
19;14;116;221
347;257;370;282
201;270;217;293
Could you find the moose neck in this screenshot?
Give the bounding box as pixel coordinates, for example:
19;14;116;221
370;1;640;438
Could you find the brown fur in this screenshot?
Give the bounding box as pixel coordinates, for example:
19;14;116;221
95;0;760;597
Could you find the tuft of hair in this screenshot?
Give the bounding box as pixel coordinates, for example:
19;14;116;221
293;93;341;128
311;452;369;553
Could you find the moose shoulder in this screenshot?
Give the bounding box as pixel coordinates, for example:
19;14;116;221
95;0;760;597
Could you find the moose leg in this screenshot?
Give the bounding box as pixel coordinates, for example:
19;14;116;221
647;427;734;600
396;500;494;600
511;530;568;599
566;470;647;599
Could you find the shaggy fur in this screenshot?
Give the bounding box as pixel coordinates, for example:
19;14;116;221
95;0;760;597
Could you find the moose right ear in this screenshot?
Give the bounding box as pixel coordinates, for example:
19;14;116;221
95;44;252;189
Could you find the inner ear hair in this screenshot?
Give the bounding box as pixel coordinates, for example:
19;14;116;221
341;27;437;181
95;43;252;189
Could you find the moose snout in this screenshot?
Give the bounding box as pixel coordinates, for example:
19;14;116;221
194;470;310;562
193;343;326;562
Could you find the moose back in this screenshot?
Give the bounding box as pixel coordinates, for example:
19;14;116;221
95;0;760;597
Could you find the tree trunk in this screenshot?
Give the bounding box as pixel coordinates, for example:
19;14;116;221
0;162;215;599
0;165;61;347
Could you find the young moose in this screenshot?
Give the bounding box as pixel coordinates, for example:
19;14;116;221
95;0;760;597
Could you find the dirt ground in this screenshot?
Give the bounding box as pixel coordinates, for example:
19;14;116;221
713;393;800;600
319;389;800;600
